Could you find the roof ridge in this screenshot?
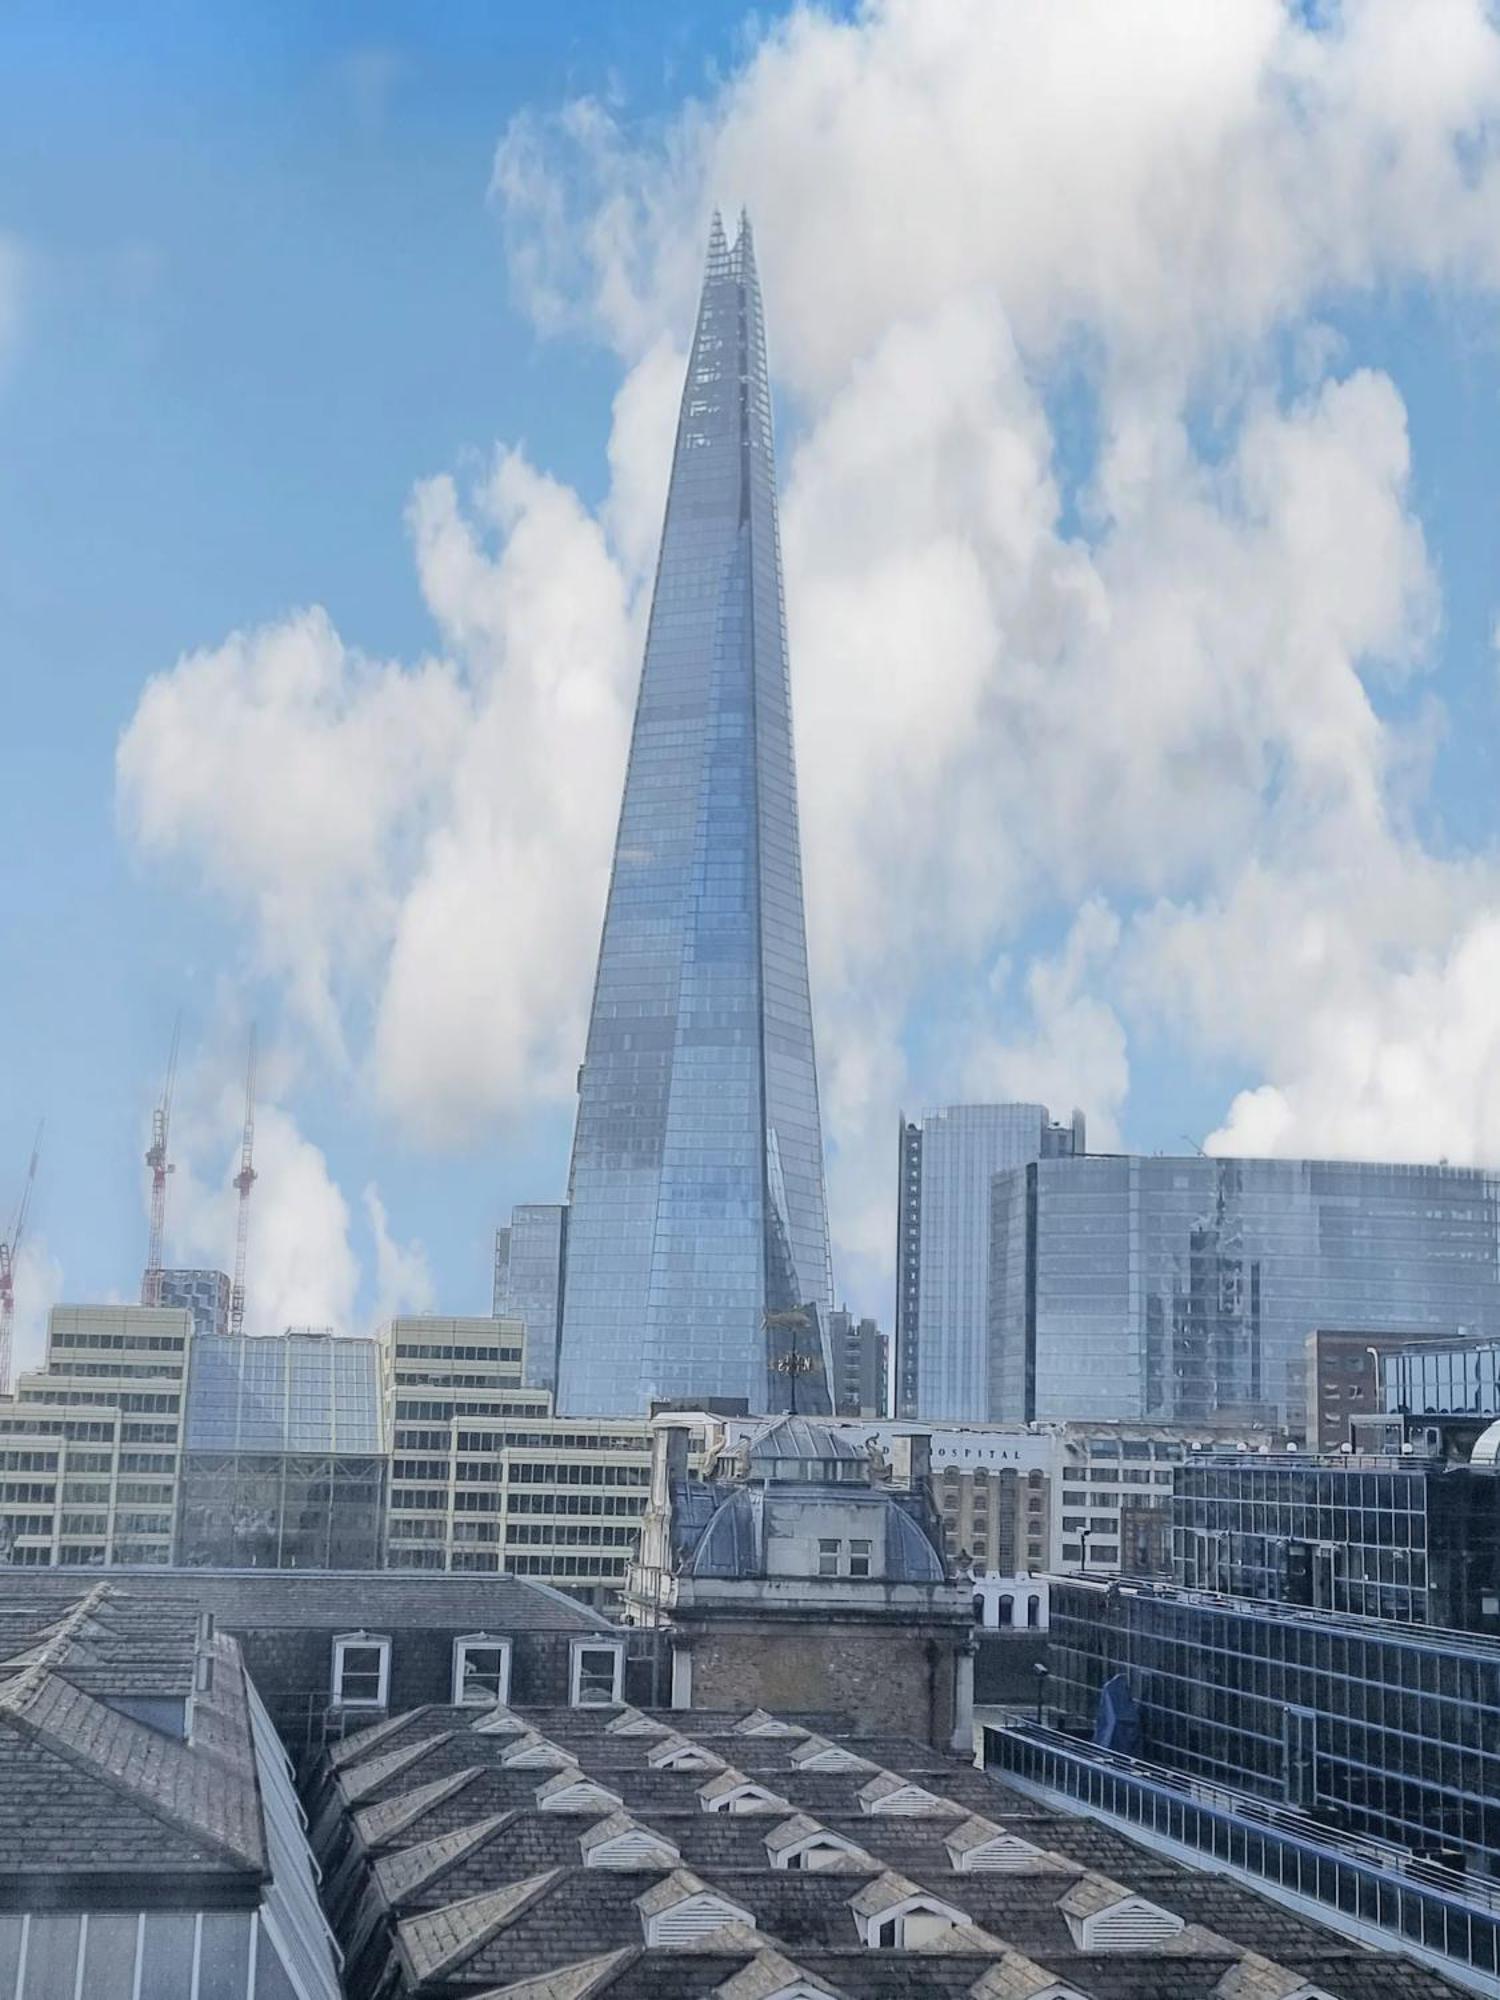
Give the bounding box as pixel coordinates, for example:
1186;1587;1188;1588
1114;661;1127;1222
398;1868;565;1981
0;1583;116;1701
0;1669;263;1874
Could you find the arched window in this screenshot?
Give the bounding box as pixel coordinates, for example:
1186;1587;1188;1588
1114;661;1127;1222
1027;1594;1041;1629
972;1594;986;1625
998;1594;1014;1628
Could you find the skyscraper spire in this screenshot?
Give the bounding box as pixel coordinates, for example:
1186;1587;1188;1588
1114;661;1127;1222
557;215;834;1416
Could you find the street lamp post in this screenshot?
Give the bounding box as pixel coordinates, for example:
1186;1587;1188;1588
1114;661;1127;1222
1032;1660;1050;1727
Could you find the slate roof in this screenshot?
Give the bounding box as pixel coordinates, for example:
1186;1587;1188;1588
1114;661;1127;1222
1;1565;615;1632
0;1583;203;1700
313;1703;1471;2000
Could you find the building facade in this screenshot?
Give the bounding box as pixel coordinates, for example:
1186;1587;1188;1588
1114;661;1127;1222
493;1200;568;1391
0;1303;190;1566
1048;1575;1500;1879
558;214;834;1418
896;1103;1084;1421
1387;1338;1500;1416
828;1306;887;1418
1173;1443;1500;1632
155;1266;231;1339
178;1328;387;1569
990;1154;1500;1429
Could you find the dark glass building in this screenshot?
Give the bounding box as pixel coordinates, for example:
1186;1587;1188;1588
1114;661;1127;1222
493;1201;568;1392
178;1329;386;1569
1049;1575;1500;1876
558;214;833;1416
989;1154;1500;1427
1387;1338;1500;1417
1173;1446;1500;1632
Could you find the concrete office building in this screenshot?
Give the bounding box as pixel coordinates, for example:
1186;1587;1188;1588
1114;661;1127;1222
896;1103;1084;1421
827;1304;887;1417
0;1303;190;1566
990;1153;1500;1429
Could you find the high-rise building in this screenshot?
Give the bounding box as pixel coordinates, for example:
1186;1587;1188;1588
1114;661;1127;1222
156;1267;230;1339
895;1103;1084;1420
827;1306;887;1417
558;214;833;1416
990;1154;1500;1428
493;1201;568;1392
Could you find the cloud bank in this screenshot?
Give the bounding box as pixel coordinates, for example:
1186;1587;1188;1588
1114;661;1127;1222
117;0;1500;1312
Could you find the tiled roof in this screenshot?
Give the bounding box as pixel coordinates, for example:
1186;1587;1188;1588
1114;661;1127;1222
313;1702;1472;2000
0;1640;263;1875
354;1768;485;1848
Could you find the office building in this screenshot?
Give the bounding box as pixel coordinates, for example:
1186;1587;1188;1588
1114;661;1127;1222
828;1304;887;1417
897;1103;1084;1420
1300;1326;1464;1449
156;1266;231;1339
493;1200;568;1391
1173;1432;1500;1632
0;1303;190;1566
178;1328;387;1569
1048;1574;1500;1878
310;1693;1463;1999
558;213;834;1418
1387;1337;1500;1416
0;1580;342;2000
990;1153;1500;1429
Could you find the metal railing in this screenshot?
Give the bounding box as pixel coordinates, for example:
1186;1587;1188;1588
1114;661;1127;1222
985;1721;1500;1981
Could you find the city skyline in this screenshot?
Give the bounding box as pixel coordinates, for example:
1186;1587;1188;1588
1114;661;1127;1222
7;6;1500;1366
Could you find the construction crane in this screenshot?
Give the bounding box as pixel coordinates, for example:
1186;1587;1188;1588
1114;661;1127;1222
0;1125;43;1397
228;1028;257;1338
141;1018;180;1307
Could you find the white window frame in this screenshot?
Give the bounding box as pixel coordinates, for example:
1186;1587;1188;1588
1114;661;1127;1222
331;1630;391;1710
570;1637;625;1707
451;1633;513;1707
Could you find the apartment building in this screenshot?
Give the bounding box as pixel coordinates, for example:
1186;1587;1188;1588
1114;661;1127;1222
0;1303;190;1565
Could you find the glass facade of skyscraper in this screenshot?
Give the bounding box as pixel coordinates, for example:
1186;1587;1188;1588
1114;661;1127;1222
494;1202;568;1392
989;1154;1500;1427
557;215;833;1416
896;1103;1083;1420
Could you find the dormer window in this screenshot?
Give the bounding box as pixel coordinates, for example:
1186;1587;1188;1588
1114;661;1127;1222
331;1631;390;1710
700;1772;791;1814
535;1772;623;1814
648;1735;724;1772
637;1871;755;1947
570;1637;625;1707
853;1876;971;1949
451;1634;511;1707
1061;1881;1185;1951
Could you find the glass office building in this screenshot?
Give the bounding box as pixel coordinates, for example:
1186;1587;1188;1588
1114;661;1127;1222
1049;1576;1500;1876
1387;1339;1500;1417
896;1103;1083;1419
494;1202;568;1392
1174;1450;1500;1631
989;1154;1500;1427
179;1330;386;1569
557;214;833;1416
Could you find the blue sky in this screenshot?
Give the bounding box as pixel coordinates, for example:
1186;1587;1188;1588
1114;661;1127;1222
5;1;1500;1363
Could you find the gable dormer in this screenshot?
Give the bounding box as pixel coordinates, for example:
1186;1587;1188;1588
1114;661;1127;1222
856;1772;962;1818
468;1703;527;1736
849;1870;971;1949
579;1811;681;1870
713;1948;839;1999
1214;1956;1340;2000
647;1732;726;1773
945;1816;1057;1873
970;1952;1089;2000
1060;1875;1186;1951
535;1771;624;1815
636;1869;755;1946
501;1731;579;1772
789;1735;874;1774
607;1706;670;1738
734;1708;807;1739
699;1769;792;1815
764;1815;873;1873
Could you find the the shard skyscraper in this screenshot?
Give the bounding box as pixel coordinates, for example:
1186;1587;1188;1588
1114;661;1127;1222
556;213;834;1417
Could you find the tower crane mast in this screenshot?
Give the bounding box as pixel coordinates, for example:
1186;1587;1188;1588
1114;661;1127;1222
229;1028;257;1338
0;1125;43;1397
141;1018;180;1307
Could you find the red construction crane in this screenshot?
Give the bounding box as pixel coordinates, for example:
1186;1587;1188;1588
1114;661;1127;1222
0;1125;43;1397
141;1018;180;1307
229;1028;257;1338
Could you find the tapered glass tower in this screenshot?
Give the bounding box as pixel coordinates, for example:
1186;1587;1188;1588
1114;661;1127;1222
557;213;834;1416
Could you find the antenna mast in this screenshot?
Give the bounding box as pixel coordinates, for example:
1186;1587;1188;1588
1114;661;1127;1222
141;1017;180;1307
229;1028;257;1338
0;1125;44;1396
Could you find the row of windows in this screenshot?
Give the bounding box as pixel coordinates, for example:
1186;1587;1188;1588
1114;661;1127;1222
329;1631;624;1709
